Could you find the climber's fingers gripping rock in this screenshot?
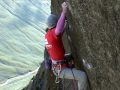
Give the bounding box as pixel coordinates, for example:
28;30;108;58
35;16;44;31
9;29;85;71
62;2;68;14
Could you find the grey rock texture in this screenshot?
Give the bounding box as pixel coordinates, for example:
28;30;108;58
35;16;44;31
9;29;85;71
29;0;120;90
51;0;120;90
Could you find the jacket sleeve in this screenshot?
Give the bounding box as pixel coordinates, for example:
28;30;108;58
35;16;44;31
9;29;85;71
55;12;66;36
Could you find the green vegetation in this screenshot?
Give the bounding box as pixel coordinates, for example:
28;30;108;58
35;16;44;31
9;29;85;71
0;29;44;89
0;74;34;90
0;0;50;89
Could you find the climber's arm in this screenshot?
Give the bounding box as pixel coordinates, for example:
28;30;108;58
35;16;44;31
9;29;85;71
55;12;66;35
55;2;67;36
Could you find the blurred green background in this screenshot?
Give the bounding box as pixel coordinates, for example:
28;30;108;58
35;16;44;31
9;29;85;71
0;0;50;90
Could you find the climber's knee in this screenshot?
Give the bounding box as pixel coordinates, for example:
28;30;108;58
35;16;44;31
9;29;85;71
80;71;87;83
77;71;88;90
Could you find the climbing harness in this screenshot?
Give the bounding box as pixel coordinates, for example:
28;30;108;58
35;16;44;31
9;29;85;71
51;56;78;90
52;60;65;83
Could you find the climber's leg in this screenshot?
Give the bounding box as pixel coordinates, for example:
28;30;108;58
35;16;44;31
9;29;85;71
59;68;88;90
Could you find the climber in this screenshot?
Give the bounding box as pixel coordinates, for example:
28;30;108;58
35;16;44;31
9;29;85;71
45;2;89;90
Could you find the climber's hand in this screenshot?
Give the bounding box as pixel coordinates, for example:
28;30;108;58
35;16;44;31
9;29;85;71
62;2;68;14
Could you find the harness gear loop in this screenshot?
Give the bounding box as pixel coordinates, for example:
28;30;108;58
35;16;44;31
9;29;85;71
52;63;62;83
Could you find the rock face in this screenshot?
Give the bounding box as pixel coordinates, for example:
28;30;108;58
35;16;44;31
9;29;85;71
51;0;120;90
30;0;120;90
